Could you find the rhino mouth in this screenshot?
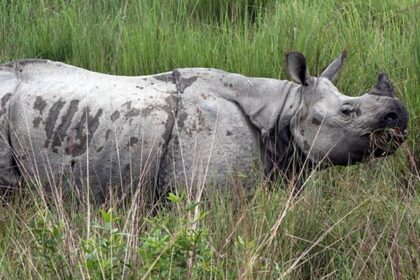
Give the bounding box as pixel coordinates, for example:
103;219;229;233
364;127;408;157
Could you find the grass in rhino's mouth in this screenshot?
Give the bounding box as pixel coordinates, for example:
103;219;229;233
367;127;407;156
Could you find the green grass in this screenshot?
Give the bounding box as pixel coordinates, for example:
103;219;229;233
0;0;419;279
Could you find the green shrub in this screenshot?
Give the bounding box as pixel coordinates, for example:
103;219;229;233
138;193;215;279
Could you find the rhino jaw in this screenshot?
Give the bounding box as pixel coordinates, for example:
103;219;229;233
365;127;408;158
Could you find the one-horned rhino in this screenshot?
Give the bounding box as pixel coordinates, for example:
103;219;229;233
0;52;409;198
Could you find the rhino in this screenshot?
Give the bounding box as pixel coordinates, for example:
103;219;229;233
0;52;409;198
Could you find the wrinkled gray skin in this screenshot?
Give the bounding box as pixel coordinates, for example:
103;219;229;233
0;52;409;198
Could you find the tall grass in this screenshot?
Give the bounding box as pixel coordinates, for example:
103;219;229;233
0;0;419;279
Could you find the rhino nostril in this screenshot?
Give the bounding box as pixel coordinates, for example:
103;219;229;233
384;112;398;124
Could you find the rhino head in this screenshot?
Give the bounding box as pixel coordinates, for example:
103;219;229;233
287;52;409;166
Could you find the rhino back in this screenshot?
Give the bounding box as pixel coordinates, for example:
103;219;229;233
6;60;177;197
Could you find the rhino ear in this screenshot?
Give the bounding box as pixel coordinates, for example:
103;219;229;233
286;52;310;85
320;50;347;82
369;73;395;97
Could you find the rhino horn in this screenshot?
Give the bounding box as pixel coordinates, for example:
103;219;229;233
369;73;395;97
320;50;347;82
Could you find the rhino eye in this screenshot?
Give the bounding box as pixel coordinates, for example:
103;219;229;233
340;104;356;118
341;107;352;115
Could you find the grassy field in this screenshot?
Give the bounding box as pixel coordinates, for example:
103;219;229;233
0;0;419;279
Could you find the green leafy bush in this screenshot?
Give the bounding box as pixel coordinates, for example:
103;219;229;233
81;208;129;279
138;193;215;279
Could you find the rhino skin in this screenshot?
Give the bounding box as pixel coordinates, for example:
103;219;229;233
0;52;409;198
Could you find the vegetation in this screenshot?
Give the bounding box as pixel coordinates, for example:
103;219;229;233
0;0;419;279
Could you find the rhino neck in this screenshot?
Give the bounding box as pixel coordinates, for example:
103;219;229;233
255;81;306;181
172;68;306;181
215;73;306;180
213;74;302;134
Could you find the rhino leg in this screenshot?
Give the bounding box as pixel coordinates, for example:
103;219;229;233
0;134;20;196
0;67;20;195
